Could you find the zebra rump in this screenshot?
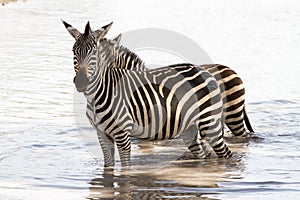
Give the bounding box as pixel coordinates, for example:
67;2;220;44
201;64;254;136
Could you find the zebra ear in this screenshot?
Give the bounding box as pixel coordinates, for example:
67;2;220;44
101;22;113;36
84;21;91;36
112;34;122;45
61;20;81;39
93;22;113;40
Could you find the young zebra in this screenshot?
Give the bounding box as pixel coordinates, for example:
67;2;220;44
62;21;232;166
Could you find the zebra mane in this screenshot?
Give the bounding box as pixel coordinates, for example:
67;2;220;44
116;45;147;71
99;38;146;71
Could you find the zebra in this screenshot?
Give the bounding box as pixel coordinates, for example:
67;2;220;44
108;36;254;137
62;21;232;166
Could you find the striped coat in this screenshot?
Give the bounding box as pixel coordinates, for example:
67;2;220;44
202;64;254;136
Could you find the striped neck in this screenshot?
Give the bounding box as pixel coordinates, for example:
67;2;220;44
83;63;104;103
83;38;147;102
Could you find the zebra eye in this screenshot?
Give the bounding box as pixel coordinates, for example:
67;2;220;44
73;56;78;65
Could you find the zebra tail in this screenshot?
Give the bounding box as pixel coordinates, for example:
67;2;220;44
244;108;254;133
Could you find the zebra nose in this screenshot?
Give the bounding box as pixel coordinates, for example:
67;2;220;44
74;69;89;92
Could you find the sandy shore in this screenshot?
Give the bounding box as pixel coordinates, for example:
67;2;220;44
1;0;26;6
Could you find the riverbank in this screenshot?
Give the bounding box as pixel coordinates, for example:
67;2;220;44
1;0;26;6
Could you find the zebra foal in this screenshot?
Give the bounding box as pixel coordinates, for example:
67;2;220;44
63;21;232;166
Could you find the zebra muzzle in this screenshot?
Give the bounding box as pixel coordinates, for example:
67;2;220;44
74;69;89;92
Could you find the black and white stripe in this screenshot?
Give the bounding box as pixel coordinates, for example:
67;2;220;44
201;64;254;136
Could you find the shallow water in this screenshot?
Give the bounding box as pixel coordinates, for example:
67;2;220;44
1;0;300;199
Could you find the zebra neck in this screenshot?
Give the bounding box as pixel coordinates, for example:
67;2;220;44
84;67;104;103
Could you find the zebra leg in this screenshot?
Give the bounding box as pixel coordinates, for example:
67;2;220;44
225;107;247;137
97;131;115;167
181;125;212;159
114;131;131;167
200;120;232;158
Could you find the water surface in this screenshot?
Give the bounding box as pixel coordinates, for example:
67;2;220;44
1;0;300;199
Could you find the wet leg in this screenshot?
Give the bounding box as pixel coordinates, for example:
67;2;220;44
201;119;232;158
181;125;212;159
98;131;115;167
114;131;131;167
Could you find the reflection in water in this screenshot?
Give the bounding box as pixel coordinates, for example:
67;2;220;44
88;168;216;199
87;139;248;199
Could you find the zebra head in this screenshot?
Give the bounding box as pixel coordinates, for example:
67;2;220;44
62;20;113;92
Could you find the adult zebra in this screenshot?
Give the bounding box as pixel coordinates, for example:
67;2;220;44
63;21;232;166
